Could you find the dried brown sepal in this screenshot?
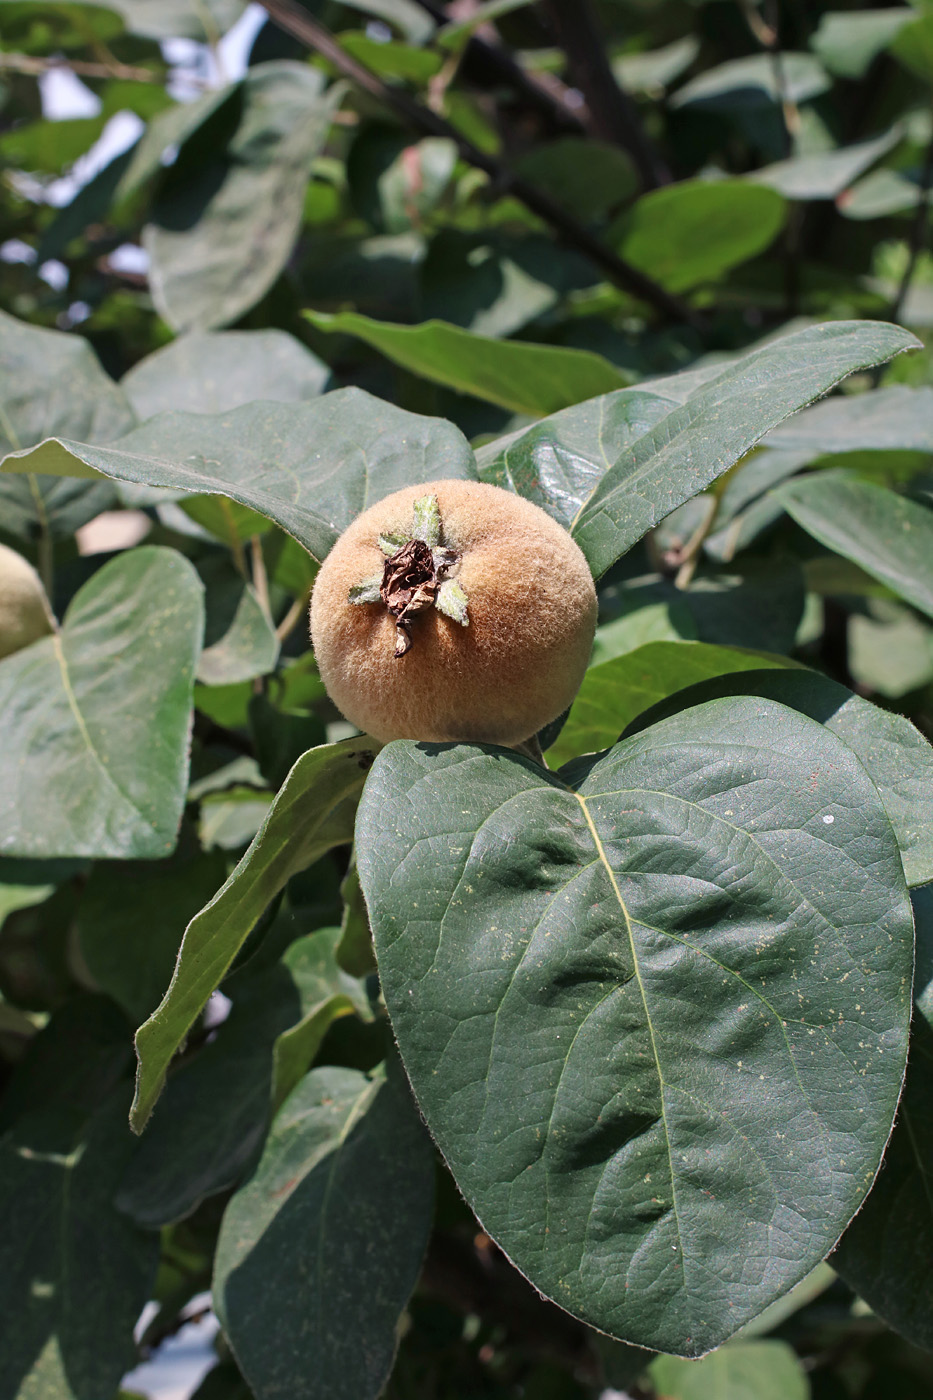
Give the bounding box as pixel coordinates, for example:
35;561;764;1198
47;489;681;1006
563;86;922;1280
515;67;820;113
381;538;439;658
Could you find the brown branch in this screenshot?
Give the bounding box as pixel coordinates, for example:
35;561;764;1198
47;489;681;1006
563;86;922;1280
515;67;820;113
256;0;693;324
0;52;160;83
541;0;670;188
412;0;588;137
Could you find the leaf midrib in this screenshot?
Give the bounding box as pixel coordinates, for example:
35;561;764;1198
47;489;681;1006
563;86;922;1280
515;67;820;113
50;630;157;835
574;792;690;1298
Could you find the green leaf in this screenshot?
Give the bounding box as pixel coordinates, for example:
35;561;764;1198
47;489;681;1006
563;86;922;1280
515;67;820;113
0;115;107;175
420;231;591;339
3;390;477;564
776;473;933;620
811;9;914;79
337;856;377;977
0;472;118;542
671;52;831;109
109;0;245;39
833;885;933;1351
750;128;901;201
838;167;923;220
0;1000;158;1400
181;495;274;546
514;139;636;221
359;700;913;1354
649;1340;809;1400
605;565;804;655
198;556;279;686
329;0;434;44
622;668;933;890
732;1261;836;1339
613;180;787;294
0;546;204;860
119;932;367;1228
546;640;801;767
78;840;228;1024
612;36;700;95
0;307;133;540
199;786;274;853
305;311;629;416
378;137;457;233
145;63;342;332
0;307;135;457
890;14;933;84
849;598;933;699
589;598;697;665
337;32;443;82
271;927;372;1110
766;385;933;453
117;85;241;204
478;321;918;577
121;330;331;420
214;1060;435;1400
131;737;378;1131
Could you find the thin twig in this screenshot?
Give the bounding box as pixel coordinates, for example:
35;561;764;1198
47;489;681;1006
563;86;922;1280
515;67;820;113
275;586;313;643
256;0;695;324
0;52;160;82
892;102;933;324
542;0;670;188
411;0;587;136
250;535;272;622
674;495;718;590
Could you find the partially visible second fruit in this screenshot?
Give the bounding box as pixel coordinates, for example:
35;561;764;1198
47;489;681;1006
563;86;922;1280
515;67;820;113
0;544;53;660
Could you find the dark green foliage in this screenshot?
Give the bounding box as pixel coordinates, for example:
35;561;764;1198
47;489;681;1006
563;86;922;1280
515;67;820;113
2;2;933;1396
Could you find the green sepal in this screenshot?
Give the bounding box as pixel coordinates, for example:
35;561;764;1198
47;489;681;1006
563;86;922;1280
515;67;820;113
378;532;410;556
411;495;441;548
348;572;383;604
435;578;469;625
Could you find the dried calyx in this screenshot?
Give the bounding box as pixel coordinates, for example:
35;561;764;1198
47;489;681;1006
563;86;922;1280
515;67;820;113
348;494;469;657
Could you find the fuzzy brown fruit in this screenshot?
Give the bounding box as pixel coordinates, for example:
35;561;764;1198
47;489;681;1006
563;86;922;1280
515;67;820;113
310;479;597;746
0;543;53;660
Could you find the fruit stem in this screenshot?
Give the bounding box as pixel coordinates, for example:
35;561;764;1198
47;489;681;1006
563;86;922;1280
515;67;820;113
514;734;546;767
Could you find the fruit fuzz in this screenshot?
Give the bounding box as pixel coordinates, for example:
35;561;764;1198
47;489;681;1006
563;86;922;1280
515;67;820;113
0;543;53;660
310;479;597;747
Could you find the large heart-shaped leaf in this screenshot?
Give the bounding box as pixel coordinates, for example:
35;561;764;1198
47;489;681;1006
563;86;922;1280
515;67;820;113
776;473;933;621
478;321;918;576
0;547;204;861
620;668;933;890
131;737;379;1131
359;699;913;1355
214;1058;435;1400
3;390;477;563
145;63;342;332
832;884;933;1350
